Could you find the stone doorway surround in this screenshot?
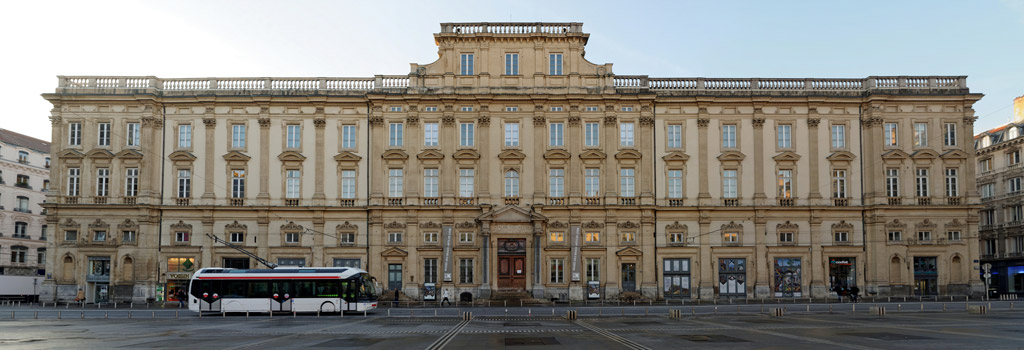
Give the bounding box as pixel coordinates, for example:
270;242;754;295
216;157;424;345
477;206;547;299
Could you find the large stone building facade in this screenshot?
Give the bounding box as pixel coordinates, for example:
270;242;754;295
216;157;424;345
0;129;50;278
41;22;984;303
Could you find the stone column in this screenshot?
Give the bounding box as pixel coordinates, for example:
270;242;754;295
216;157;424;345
257;109;271;204
202;108;216;202
479;226;491;299
698;216;713;299
603;109;617;202
405;111;420;203
441;106;456;202
809;215;826;297
313;109;327;204
533;109;546;200
568;108;582;203
697;112;711;205
807;115;823;204
752;110;766;205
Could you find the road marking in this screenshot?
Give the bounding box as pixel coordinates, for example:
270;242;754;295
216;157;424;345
220;317;374;350
686;317;881;350
575;320;652;350
424;319;471;350
793;314;1024;342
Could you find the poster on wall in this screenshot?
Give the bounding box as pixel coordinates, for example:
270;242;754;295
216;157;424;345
423;283;436;301
587;280;600;299
773;258;802;297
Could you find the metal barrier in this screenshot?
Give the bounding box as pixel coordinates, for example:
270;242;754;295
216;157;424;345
1000;294;1019;301
669;309;683;319
566;310;577;320
462;312;473;320
769;308;785;317
968;305;988;315
869;306;886;317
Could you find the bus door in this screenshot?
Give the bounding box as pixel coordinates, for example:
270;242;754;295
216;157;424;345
342;280;356;311
194;280;221;312
271;281;292;312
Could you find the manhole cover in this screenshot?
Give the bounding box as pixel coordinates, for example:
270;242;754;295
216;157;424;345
503;322;543;326
505;337;560;346
679;335;750;343
842;332;933;341
312;338;382;347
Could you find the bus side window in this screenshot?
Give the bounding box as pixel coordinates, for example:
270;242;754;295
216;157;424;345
296;281;313;297
250;282;269;298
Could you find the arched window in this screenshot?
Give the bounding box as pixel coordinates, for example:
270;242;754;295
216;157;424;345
504;170;520;197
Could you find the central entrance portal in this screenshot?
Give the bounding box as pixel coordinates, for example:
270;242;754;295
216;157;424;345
497;238;527;290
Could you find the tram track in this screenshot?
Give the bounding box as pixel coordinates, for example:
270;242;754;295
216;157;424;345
424;319;471;350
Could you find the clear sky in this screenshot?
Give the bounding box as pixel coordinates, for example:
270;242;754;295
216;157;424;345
4;0;1022;141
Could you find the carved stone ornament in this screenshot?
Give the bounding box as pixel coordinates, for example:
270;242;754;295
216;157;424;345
885;219;906;229
916;219;937;229
582;220;604;229
639;116;655;127
477;114;490;127
117;219;138;230
170;220;192;231
258;117;271;128
60;218;79;228
568;116;581;126
405;115;418;126
49;116;63;126
281;221;304;232
202;118;216;128
225;220;247;231
533;116;546;127
547;221;568;229
88;219;109;229
315;107;325;115
384;221;406;229
204;106;215;115
260;107;270;114
314;118;327;128
721;221;743;231
946;219;965;228
831;220;854;230
807;118;821;128
603;115;617;126
776;221;799;231
368;116;384;126
337;221;359;231
419;221;442;229
751;118;766;129
618;221;640;229
442;115;456;127
963;116;977;126
697;118;710;128
455;221;477;229
666;221;687;231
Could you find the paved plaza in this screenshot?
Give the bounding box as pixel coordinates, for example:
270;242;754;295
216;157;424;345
0;301;1022;349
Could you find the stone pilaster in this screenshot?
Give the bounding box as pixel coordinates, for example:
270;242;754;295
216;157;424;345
257;108;271;203
202;110;216;201
752;108;766;205
807;115;822;203
697;108;711;205
313;108;327;204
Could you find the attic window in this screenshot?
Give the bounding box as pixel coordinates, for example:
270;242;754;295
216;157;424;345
1010;128;1019;140
981;136;991;148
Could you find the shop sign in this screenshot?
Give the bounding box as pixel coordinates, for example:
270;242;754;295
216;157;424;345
167;272;192;280
830;259;852;265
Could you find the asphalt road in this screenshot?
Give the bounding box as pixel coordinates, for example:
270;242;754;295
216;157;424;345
0;301;1022;349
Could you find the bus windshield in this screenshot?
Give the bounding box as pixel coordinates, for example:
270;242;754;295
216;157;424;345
358;273;377;300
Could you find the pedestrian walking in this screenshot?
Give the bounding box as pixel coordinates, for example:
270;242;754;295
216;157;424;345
849;286;860;303
441;288;451;306
177;289;186;308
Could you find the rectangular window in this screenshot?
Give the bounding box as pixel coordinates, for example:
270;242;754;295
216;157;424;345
586;258;600;282
722;124;737;148
549;169;564;197
885;169;900;197
620;168;635;197
585;168;600;196
459;169;474;197
232;124;246;148
460;106;473;112
388;169;403;198
231;170;245;198
505;106;518;112
620;122;634;147
505;53;519;75
669;232;685;244
98;122;111;146
424;258;438;284
917;231;932;241
423;169;439;198
884;123;898;147
69;122;82;146
831;124;846;149
549;53;563;75
286;124;301;148
459;258;474;284
586;231;600;242
981;183;994;199
778;169;793;198
230;232;244;243
342;125;357;149
779;232;794;243
550;259;564;283
95;231;108;242
67;168;80;196
341;170;356;199
65;230;78;241
177;169;191;198
1008;177;1021;193
777;124;791;148
424;232;438;244
549;232;564;243
723;169;738;198
945;168;959;197
947;231;961;241
122;231;135;243
621;107;634;112
913;122;928;147
423;123;439;147
1012;150;1022;165
175;231;190;243
126;122;140;147
915;168;929;198
980;159;992;172
832;169;847;199
505;123;520;147
1012;205;1024;222
460;53;474;75
178;124;192;148
389;123;403;147
585;106;599;112
176;169;190;198
504;171;519;197
549;123;564;147
285;170;300;199
459;123;474;147
888;231;902;242
389;106;402;112
944;123;957;146
96;168;109;197
459;231;473;244
723;232;739;243
834;231;849;242
668;169;683;198
667;124;682;148
550;107;563;112
285;233;300;244
424;106;438;112
585;122;600;147
621;232;636;243
388;232;403;243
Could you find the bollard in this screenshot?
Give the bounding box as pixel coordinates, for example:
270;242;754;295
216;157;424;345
152;311;155;319
80;311;83;319
852;304;856;312
829;305;833;313
131;302;134;309
293;311;296;318
11;311;14;319
869;306;886;317
176;311;179;319
599;308;602;317
58;311;62;319
435;309;438;317
769;308;784;317
364;309;367;317
943;304;947;312
714;306;718;314
806;305;810;312
738;306;741;313
691;307;695;315
566;310;576;320
34;311;38;319
898;304;902;312
529;309;532;317
128;311;132;319
387;309;390;317
316;310;319;318
621;308;625;316
646;308;649;317
105;311;108;319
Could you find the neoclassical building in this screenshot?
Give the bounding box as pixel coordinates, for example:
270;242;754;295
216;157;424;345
0;129;50;277
41;22;983;303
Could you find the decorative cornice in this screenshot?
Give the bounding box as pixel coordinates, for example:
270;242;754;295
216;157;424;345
617;221;640;229
776;221;799;231
202;118;216;128
666;221;687;231
60;218;79;228
225;220;247;231
886;219;906;229
697;118;710;128
337;221;359;231
281;221;304;232
915;219;937;229
117;219;138;230
831;220;854;230
384;221;406;229
721;221;743;231
548;221;568;229
170;220;192;231
455;221;477;229
568;116;581;126
88;219;109;229
582;220;604;229
420;221;442;229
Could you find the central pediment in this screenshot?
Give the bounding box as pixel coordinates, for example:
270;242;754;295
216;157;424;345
478;205;547;223
223;151;251;162
498;149;526;160
381;149;409;160
417;149;445;160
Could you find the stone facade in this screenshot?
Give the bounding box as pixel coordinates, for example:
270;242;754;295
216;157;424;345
0;129;49;278
41;22;984;303
975;114;1024;296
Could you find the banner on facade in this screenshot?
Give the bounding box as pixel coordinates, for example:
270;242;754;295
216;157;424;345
570;225;581;282
442;225;453;282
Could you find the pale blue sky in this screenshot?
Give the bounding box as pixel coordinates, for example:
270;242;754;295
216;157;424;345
4;0;1022;141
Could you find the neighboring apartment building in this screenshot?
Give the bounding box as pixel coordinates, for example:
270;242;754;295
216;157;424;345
0;129;50;277
974;94;1024;296
41;22;983;303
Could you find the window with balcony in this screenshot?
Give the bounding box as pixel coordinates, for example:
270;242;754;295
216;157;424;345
16;196;28;213
96;168;109;197
423;168;439;198
668;169;683;199
620;122;634;147
832;169;847;200
945;168;959;198
15;174;29;189
67;168;81;197
285;170;300;199
915;168;929;199
981;183;994;199
231;170;245;199
177;169;191;199
97;122;111;146
126;122;140;147
423;123;438;147
504;170;520;198
125;168;139;198
17;150;28;164
388;169;403;198
777;169;793;199
885;169;900;198
14;222;27;238
1010;205;1024;223
723;169;738;199
1010;177;1022;193
178;124;192;148
459;169;474;198
549;169;564;198
341;170;356;199
620;168;635;198
585;168;600;197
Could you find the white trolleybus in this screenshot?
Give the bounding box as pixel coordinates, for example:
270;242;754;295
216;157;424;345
188;267;378;314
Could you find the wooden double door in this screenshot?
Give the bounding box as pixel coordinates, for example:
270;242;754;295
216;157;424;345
498;255;527;290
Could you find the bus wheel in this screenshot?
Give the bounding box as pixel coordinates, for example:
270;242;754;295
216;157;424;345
320;302;335;313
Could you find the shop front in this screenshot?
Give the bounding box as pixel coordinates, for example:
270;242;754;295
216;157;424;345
663;258;690;298
913;256;938;296
165;257;196;303
773;258;802;297
718;258;747;297
86;257;111;303
829;257;856;294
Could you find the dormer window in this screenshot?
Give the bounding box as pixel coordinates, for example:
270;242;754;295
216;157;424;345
981;136;991;148
1010;127;1020;140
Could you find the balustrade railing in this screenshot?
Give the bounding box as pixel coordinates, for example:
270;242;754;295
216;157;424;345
458;198;475;206
887;197;903;205
440;22;580;35
284;199;300;207
584;196;602;206
122;197;137;205
548;197;565;206
723;198;739;206
422;197;439;206
833;198;849;207
946;197;962;205
59;76;406;92
93;196;107;204
504;197;520;206
917;197;932;205
339;199;355;207
778;198;795;207
229;198;245;206
614;76;965;91
668;199;685;207
387;198;404;206
619;197;636;205
175;198;191;206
